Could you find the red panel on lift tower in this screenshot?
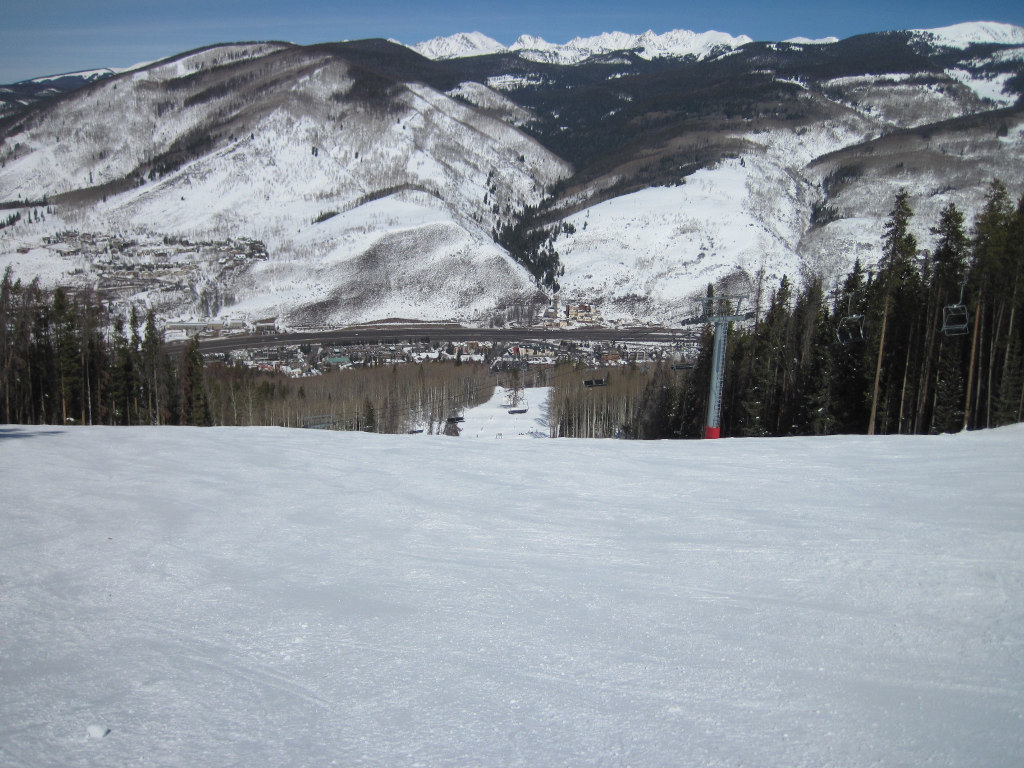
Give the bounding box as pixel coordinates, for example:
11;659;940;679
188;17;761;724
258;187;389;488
705;426;721;439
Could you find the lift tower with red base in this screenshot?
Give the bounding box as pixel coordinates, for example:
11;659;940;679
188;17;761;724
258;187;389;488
696;294;747;439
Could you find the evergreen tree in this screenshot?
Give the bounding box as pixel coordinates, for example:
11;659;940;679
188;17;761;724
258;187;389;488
831;259;871;432
109;314;138;425
795;282;837;435
966;180;1016;429
994;332;1022;425
50;287;81;423
920;202;969;432
635;364;677;439
77;289;107;425
999;192;1024;425
931;337;966;433
141;309;177;425
739;276;792;436
868;189;921;434
30;285;58;424
361;397;377;432
680;325;713;438
0;269;11;422
181;336;211;426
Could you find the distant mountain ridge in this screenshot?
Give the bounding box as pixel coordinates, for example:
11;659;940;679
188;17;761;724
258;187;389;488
0;70;119;116
412;28;754;63
909;20;1024;48
411;21;1024;62
0;63;151;117
1;21;1023;329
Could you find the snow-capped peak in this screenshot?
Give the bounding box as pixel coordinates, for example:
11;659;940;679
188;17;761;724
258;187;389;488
28;68;118;84
510;34;556;52
783;36;840;46
412;31;506;59
25;59;153;85
628;28;754;59
911;21;1024;49
410;28;752;63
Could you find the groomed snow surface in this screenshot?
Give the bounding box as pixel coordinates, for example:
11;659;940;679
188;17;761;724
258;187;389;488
2;422;1023;767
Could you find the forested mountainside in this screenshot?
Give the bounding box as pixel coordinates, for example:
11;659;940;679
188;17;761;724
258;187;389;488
1;24;1022;327
4;181;1021;438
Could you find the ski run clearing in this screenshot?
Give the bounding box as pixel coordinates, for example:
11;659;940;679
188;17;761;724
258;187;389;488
1;416;1023;767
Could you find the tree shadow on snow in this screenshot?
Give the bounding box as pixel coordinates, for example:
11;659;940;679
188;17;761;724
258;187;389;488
0;427;65;440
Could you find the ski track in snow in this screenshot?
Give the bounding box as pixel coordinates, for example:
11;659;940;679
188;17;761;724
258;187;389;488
1;423;1023;766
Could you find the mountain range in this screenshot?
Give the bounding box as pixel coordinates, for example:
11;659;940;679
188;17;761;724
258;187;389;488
1;21;1022;328
411;28;756;64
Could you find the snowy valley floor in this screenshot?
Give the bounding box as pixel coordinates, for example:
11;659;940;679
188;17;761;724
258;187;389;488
1;423;1023;767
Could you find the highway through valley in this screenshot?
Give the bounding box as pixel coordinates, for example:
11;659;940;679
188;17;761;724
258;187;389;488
192;324;699;354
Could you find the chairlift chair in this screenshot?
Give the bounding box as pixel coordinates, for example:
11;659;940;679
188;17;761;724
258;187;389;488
507;395;529;415
836;295;865;344
941;304;969;336
941;285;969;336
836;313;865;344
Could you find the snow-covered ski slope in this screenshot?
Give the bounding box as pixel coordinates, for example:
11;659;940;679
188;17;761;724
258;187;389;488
453;385;551;438
2;424;1023;766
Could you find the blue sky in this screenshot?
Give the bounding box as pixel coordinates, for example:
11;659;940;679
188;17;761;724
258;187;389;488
2;0;1023;83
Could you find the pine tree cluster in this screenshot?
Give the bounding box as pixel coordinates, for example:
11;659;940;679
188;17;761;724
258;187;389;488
492;204;563;292
0;271;207;426
633;180;1024;437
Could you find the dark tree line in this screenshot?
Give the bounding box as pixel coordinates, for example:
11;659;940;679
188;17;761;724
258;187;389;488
0;269;497;433
633;181;1024;438
0;270;496;431
0;270;204;426
493;203;565;292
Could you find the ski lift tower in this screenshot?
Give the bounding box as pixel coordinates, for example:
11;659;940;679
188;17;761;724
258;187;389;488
696;294;747;439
